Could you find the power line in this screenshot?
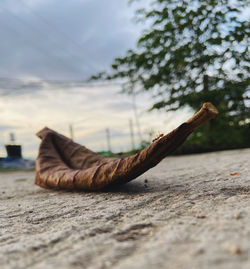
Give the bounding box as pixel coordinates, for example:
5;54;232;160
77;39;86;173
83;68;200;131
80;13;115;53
0;4;92;77
0;11;77;74
0;76;122;89
19;0;95;72
0;2;126;92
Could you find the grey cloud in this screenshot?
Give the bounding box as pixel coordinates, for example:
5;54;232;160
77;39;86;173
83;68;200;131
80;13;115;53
104;100;133;112
0;0;141;85
0;124;20;131
0;77;44;95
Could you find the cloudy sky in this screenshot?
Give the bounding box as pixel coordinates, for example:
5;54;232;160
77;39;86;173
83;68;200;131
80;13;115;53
0;0;191;158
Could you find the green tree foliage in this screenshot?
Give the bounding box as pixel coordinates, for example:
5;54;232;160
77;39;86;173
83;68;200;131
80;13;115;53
93;0;250;152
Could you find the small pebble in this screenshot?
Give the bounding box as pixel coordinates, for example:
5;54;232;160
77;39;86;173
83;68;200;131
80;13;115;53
234;213;242;220
230;172;239;176
228;245;242;255
196;215;206;219
195;248;205;255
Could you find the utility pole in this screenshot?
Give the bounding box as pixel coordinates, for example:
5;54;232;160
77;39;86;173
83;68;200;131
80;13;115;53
69;124;74;140
9;133;16;144
132;87;143;144
129;118;135;150
106;128;111;153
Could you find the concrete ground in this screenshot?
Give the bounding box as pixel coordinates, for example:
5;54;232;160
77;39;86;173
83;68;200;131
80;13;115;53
0;149;250;269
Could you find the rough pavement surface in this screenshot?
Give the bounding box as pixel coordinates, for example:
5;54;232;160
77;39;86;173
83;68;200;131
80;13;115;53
1;149;250;269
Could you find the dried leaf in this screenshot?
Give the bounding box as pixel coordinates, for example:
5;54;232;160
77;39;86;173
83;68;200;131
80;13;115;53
35;103;218;191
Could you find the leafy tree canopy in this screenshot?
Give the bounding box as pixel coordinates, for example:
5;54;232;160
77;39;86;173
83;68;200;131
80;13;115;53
92;0;250;152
